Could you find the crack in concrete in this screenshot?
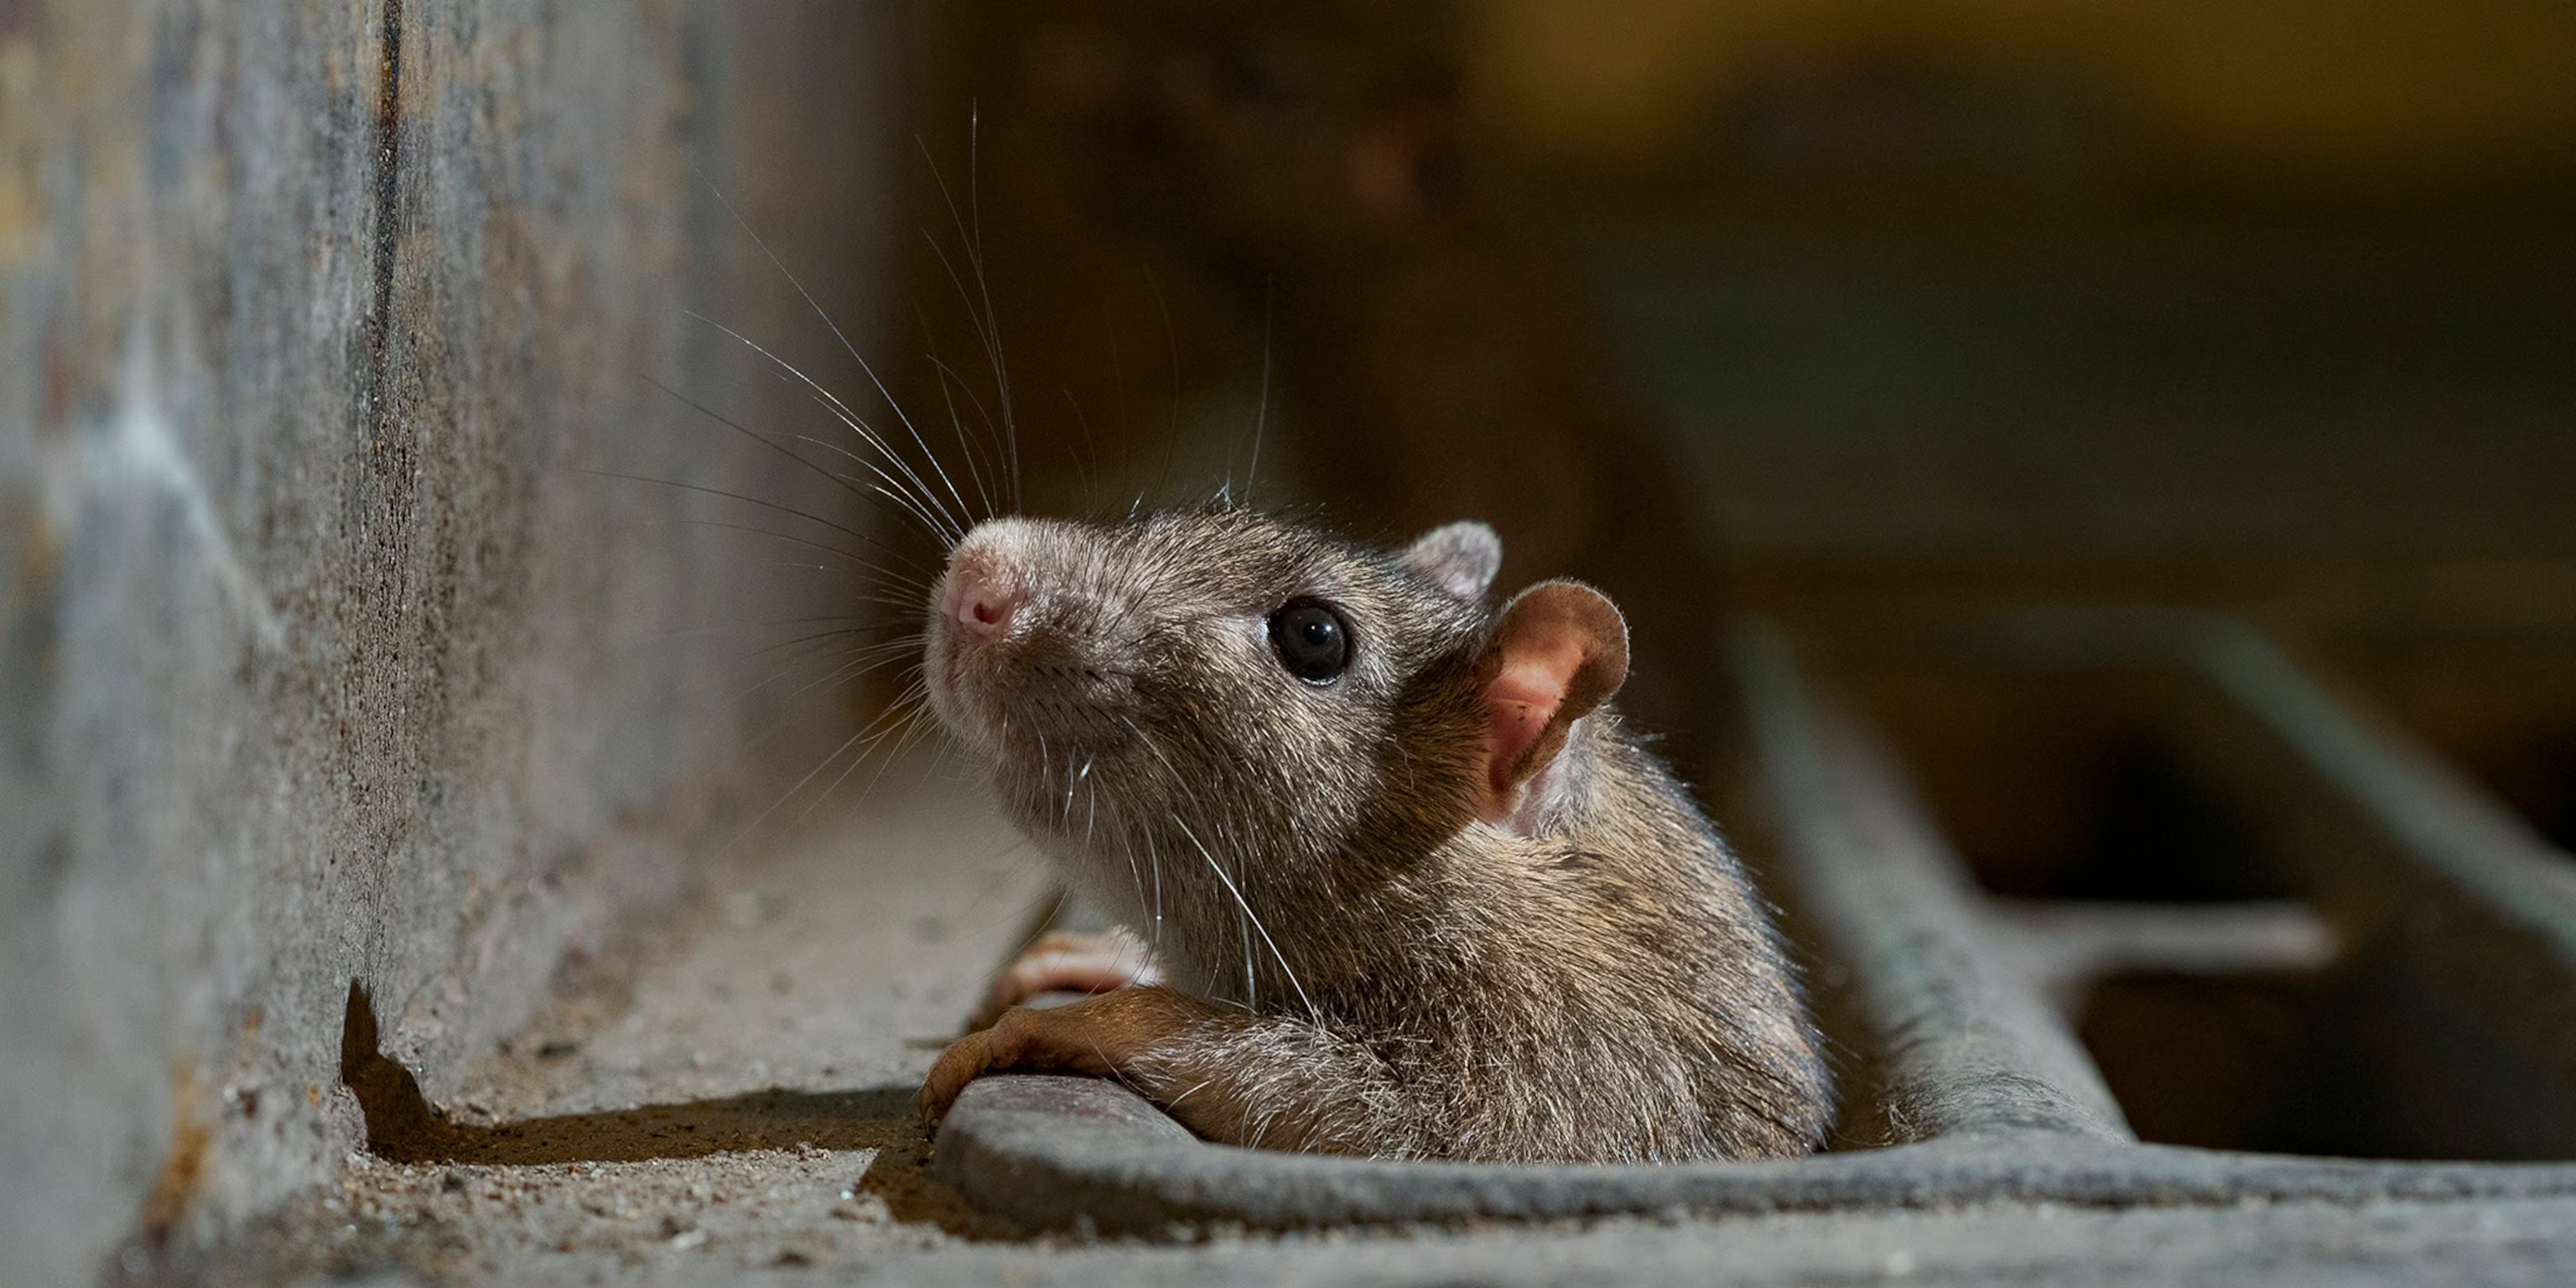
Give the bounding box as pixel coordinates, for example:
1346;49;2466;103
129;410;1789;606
363;0;404;465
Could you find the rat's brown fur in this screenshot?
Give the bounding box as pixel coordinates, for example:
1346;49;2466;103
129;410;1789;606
921;509;1826;1161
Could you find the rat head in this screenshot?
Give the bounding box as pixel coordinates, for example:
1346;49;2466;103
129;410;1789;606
922;510;1630;923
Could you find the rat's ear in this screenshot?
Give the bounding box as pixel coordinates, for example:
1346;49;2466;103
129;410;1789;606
1402;521;1503;600
1476;580;1628;823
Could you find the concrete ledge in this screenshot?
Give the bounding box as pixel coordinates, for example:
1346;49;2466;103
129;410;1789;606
932;1075;2576;1233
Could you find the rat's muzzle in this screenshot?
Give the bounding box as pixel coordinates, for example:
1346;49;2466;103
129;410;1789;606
925;520;1144;770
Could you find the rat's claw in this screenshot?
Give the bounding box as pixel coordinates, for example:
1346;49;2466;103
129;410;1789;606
921;996;1162;1126
919;1026;1001;1124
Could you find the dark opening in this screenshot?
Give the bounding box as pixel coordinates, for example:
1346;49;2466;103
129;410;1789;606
2528;735;2576;853
2436;724;2576;855
1831;657;2576;1161
1841;667;2298;901
2077;941;2576;1161
2339;642;2576;856
2077;967;2340;1154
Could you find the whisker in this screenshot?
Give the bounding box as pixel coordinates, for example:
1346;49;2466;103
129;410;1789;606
917;118;1021;513
711;355;958;544
809;677;938;819
691;166;980;539
576;466;885;554
1145;831;1164;950
1119;715;1171;950
641;375;952;564
1171;816;1317;1024
922;350;1005;517
720;625;921;683
725;671;926;847
917;224;1013;514
766;559;902;581
1062;385;1100;518
630;611;914;647
1149;269;1183;509
657;517;927;591
773;423;962;548
756;366;968;544
741;626;923;673
736;647;922;745
1104;305;1135;500
728;641;906;711
1244;275;1273;504
735;651;884;724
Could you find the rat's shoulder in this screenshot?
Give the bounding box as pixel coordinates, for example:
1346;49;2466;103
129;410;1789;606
1508;710;1723;857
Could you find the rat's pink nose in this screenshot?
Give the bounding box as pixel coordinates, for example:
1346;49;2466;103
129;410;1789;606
943;564;1025;638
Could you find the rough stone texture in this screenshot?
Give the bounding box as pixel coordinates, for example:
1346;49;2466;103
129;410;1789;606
0;3;896;1281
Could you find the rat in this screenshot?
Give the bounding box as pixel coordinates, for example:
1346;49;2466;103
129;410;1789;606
914;507;1828;1162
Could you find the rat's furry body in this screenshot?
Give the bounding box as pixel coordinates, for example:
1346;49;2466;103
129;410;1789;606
920;509;1827;1161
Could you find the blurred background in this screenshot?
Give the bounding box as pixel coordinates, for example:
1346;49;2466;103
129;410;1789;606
6;1;2576;1279
900;0;2576;569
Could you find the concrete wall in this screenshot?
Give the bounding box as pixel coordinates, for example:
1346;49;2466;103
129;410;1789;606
0;3;896;1280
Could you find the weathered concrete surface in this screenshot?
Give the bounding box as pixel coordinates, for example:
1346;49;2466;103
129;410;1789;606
267;768;1057;1280
0;3;897;1282
153;763;2576;1287
468;1196;2576;1288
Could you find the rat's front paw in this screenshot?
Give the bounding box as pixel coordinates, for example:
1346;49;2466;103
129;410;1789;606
917;1002;1113;1124
970;927;1163;1030
919;988;1207;1125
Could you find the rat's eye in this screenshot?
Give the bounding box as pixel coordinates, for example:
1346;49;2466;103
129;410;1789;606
1266;600;1351;685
